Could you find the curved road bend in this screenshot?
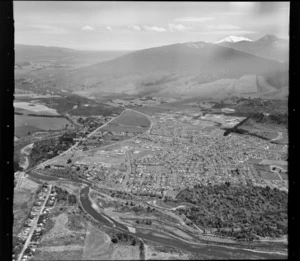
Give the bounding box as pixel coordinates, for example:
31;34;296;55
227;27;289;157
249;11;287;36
35;108;152;170
36;109;127;170
75;108;154;155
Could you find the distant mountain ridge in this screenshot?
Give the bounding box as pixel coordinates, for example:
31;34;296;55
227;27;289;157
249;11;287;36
75;41;283;76
15;44;130;66
15;35;288;100
216;34;288;62
66;38;288;99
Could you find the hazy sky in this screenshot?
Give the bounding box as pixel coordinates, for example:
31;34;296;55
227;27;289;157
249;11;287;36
14;1;289;51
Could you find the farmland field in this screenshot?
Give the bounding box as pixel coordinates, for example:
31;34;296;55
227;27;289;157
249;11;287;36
14;101;59;115
15;125;42;138
101;110;150;135
15;115;71;137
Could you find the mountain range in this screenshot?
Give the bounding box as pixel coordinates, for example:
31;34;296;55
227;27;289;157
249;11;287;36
15;34;289;100
15;44;130;67
216;34;288;62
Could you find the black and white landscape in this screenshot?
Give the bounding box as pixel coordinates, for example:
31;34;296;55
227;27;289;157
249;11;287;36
13;2;289;260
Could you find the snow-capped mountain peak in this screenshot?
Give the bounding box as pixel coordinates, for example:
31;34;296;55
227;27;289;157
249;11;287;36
215;36;253;44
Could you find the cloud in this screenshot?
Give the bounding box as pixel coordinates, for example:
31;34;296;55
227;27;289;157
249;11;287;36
175;17;214;22
81;25;94;31
30;24;68;34
168;24;191;32
143;25;166;32
128;25;142;31
198;30;257;35
206;24;241;30
214;11;243;16
105;26;112;31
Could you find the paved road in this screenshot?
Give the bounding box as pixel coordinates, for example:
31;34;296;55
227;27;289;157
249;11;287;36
86;110;126;138
36;110;127;169
17;185;52;261
77;109;154;155
33;108;153;171
36;139;81;170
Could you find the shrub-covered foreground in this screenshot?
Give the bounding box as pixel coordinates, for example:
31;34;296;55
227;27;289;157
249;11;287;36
175;184;287;241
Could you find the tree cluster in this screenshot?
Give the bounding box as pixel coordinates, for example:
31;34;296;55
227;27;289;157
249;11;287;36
30;133;76;166
111;191;133;200
53;186;77;205
175;184;287;241
136;219;152;225
110;232;140;246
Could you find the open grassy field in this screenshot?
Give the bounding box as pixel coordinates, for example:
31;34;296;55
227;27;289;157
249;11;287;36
145;244;190;260
33;209;87;260
33;248;83;260
15;125;42;138
40;209;86;246
111;110;150;127
41;213;73;243
111;245;140;260
82;222;112;260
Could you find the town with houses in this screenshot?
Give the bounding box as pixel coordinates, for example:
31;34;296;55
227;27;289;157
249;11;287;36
36;109;288;198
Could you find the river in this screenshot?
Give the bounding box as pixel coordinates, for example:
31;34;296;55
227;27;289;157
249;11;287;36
79;186;286;259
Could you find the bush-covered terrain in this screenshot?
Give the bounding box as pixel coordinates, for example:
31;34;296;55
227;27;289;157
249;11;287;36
70;104;122;117
41;94;122;116
175;184;287;241
213;98;287;124
54;186;77;205
110;231;141;246
30;132;76;166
